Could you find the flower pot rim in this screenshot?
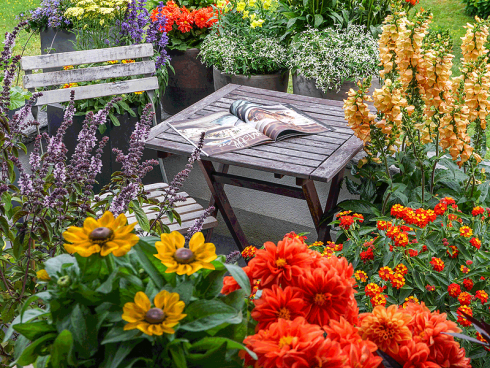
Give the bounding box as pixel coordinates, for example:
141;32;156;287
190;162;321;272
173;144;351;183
213;67;289;79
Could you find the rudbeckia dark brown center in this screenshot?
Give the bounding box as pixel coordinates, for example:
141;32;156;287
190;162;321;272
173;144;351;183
145;308;166;324
174;248;195;264
89;227;114;244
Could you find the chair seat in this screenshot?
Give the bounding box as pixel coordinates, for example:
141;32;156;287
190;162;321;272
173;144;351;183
125;183;218;234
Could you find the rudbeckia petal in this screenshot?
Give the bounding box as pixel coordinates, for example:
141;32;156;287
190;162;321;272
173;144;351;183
134;291;151;311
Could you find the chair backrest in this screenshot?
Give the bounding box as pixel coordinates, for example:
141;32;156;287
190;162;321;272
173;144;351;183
21;43;159;106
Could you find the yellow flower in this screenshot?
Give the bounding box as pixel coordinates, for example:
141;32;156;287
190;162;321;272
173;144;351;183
154;231;217;275
250;19;264;28
122;59;135;64
63;83;78;89
242;10;249;18
36;269;51;281
63;211;139;257
108;60;119;64
134;91;143;95
122;290;186;336
63;65;74;70
236;1;246;11
248;0;256;7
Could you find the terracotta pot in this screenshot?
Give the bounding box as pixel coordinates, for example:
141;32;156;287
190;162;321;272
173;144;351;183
292;73;381;101
213;68;289;92
161;48;214;115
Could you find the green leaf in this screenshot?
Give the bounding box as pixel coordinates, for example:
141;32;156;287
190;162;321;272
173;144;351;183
102;326;141;345
104;342;135;368
70;304;98;359
109;113;120;127
44;254;79;279
398;286;413;304
313;14;323;27
49;330;74;368
181;300;241;332
337;199;379;216
13;321;56;341
169;343;188;368
4;308;49;342
15;333;57;366
96;269;118;294
223;263;251;296
190;337;249;354
130;200;150;233
134;237;166;289
118;100;137;117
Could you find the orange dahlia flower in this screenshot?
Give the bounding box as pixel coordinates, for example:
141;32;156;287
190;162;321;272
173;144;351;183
298;266;354;326
250;236;313;289
251;285;307;331
359;305;412;355
429;339;471;368
243;317;345;368
176;7;194;33
221;265;253;295
393;340;438;368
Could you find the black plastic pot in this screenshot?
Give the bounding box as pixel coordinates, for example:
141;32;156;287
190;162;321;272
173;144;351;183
47;103;163;192
292;73;381;101
161;48;214;115
213;68;289;92
40;28;76;55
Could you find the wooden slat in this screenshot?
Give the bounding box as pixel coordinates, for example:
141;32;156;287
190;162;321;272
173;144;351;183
21;43;154;71
310;135;364;181
24;61;156;89
35;77;159;105
227;146;323;168
148;83;242;141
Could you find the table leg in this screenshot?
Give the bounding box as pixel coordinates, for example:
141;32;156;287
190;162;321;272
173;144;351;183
301;179;323;232
205;163;229;242
318;168;346;243
199;160;249;252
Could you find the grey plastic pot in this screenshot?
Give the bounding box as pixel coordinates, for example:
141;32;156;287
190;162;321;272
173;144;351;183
213;68;289;92
292;73;381;101
40;28;76;55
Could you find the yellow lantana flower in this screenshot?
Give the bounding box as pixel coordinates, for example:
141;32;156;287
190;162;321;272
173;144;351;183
63;211;139;257
122;290;186;336
154;231;217;275
36;269;51;281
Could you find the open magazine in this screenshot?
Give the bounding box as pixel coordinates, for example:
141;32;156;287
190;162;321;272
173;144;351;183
168;100;331;156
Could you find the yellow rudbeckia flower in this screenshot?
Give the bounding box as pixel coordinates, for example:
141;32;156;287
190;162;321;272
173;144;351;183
63;211;139;257
154;231;217;275
122;290;186;336
36;269;51;281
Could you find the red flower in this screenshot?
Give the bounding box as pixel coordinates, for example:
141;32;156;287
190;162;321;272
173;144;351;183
250;236;313;289
421;245;428;252
446;245;459;258
298;265;354;326
470;237;481;249
430;257;444;272
406;248;419;257
251;285;307;331
192;7;214;28
394;263;408;276
390;273;405;289
393;340;437;368
457;306;473;327
175;7;194;33
371;293;387;307
476;290;488;304
434;202;447;215
360;248;374;263
425;284;435;292
458;292;472;306
378;266;393;281
463;278;474;291
466;260;473;265
365;283;384;297
221;265;254;295
448;283;462;298
472;206;485;216
340;215;354;229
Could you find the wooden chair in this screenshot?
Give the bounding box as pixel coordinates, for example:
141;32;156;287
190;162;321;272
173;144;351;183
20;43;167;182
20;45;219;235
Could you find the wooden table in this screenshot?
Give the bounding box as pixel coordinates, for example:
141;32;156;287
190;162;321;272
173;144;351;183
146;84;363;251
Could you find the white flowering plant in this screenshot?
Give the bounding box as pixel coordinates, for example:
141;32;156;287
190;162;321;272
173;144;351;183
199;31;287;75
287;26;379;92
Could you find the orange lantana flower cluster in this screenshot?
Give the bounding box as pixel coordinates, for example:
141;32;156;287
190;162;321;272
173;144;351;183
150;1;217;33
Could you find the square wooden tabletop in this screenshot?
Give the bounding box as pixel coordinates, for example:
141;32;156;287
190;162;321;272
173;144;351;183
146;83;363;183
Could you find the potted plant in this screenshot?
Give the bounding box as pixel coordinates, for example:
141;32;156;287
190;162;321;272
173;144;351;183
25;0;74;55
287;25;380;100
199;0;289;92
150;0;219;114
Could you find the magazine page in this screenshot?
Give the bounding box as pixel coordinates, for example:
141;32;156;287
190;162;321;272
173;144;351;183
229;100;330;141
168;111;272;156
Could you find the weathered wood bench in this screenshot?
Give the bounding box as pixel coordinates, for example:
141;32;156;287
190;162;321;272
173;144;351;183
20;43;168;182
20;45;218;234
125;183;218;233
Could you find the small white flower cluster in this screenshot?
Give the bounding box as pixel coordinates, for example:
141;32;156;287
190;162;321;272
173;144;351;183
287;26;379;92
199;32;287;76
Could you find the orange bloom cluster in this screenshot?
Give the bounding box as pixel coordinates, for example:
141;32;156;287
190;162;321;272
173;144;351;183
470;237;482;249
285;231;307;243
355;270;368;282
457;305;473;327
463;278;474;291
390;204;436;228
448;283;462;298
235;234;384;368
378;266;393;281
460;265;470;274
425;284;435;291
430;257;445;272
150;1;217;33
365;282;384;298
371;293;387;307
458;292;473;306
460;226;473;238
390;272;406;289
476;290;488;304
344;81;376;144
337;211;364;230
360;303;470;367
472;206;485;216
